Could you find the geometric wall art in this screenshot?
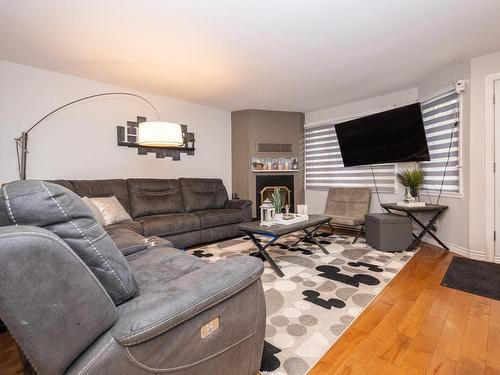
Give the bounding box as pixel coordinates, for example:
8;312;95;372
116;116;195;161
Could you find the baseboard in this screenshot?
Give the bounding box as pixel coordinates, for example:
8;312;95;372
495;255;500;263
422;234;472;258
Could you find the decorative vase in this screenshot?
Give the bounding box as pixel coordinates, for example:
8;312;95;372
410;187;419;201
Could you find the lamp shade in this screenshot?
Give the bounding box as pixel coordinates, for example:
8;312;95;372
137;121;184;147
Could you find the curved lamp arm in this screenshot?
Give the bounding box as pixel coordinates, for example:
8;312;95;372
15;92;160;180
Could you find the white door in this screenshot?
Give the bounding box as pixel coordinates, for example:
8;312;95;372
495;80;500;261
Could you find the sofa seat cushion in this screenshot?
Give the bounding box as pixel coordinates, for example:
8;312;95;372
126;246;206;294
194;209;244;229
331;215;364;226
107;228;149;256
137;213;201;237
105;220;143;235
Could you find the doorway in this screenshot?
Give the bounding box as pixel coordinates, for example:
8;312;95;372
494;80;500;262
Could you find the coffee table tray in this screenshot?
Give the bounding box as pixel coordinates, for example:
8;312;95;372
274;214;309;225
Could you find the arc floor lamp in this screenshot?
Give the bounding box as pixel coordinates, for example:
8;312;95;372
15;92;184;180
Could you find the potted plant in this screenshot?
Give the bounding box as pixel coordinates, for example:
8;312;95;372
397;168;424;200
272;188;283;216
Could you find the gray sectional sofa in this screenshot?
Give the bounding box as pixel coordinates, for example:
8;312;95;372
0;180;266;375
51;177;252;249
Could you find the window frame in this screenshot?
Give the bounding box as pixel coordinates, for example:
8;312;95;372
419;86;464;199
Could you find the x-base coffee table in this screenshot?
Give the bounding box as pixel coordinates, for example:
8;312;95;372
238;214;332;277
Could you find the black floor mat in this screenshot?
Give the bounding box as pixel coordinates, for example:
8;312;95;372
441;256;500;300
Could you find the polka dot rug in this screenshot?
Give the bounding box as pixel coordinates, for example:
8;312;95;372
189;232;415;375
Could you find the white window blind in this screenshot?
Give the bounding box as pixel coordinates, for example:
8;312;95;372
304;123;396;192
419;88;460;194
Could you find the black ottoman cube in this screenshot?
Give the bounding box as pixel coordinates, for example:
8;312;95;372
365;213;412;251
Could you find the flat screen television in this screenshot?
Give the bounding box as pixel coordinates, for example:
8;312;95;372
335;103;430;167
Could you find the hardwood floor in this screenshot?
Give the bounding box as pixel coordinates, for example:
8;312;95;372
309;243;500;375
1;242;499;375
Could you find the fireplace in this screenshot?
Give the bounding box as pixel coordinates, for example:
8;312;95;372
256;175;294;218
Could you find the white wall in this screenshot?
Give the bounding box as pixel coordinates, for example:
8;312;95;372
0;61;232;191
304;88;419;214
469;51;500;261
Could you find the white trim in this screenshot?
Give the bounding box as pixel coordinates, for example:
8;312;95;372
470;250;488;261
422;235;470;258
485;73;500;263
494;255;500;264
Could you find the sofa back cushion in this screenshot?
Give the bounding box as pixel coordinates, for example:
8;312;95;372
71;179;131;214
179;178;228;212
48;179;76;192
127;178;185;218
0;180;139;305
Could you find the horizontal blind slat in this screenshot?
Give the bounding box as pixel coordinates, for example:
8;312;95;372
305;124;395;192
419;89;460;193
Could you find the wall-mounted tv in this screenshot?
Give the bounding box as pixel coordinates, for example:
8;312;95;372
335;103;430;167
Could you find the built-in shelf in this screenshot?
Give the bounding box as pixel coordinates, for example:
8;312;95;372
252;170;300;173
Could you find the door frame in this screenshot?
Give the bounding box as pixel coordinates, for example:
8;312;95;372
485;73;500;262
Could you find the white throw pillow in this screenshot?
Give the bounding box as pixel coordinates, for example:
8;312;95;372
81;196;106;226
89;196;132;226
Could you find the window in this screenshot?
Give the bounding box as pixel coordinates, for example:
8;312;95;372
304;123;396;192
419;88;461;195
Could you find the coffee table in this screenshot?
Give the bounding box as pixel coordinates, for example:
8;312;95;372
238;214;332;277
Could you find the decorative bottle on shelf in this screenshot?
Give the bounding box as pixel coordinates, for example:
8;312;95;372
292;158;298;170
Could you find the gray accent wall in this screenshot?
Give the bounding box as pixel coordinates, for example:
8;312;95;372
231;110;305;217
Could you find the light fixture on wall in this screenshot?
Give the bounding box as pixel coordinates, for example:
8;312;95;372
137;121;183;147
15;92;183;180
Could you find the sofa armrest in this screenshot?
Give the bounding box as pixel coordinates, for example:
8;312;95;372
111;256;264;346
0;226;118;375
226;199;253;222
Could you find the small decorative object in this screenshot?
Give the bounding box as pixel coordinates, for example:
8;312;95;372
260;198;276;227
272;187;282;213
297;204;308;215
397;168;424;201
283;204;294;220
292;158;298;170
232;193;239;199
252;159;264;170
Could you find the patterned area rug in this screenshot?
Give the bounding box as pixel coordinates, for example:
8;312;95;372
189;232;415;375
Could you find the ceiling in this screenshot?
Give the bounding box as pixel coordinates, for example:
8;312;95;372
1;0;500;112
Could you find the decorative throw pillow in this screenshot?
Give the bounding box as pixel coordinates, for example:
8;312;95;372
90;196;132;226
81;196;105;226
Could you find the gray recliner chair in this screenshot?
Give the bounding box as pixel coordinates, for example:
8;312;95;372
324;187;372;244
0;181;266;375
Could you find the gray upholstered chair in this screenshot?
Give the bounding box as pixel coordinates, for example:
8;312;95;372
0;181;266;375
324;187;372;243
